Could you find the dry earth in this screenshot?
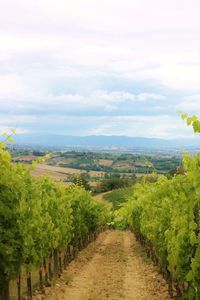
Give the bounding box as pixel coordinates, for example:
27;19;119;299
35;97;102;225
34;231;171;300
30;164;105;180
31;163;82;177
98;159;114;167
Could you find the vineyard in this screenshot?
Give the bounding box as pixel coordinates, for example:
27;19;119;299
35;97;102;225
0;136;110;300
114;114;200;299
1;114;200;300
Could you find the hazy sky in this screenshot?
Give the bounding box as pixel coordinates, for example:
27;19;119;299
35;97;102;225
1;0;200;138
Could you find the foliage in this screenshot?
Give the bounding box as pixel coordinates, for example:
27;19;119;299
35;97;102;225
114;164;200;298
181;113;200;133
32;150;47;157
72;173;91;190
0;147;23;290
46;150;181;176
104;186;135;210
0;140;109;295
114;114;200;299
93;175;135;194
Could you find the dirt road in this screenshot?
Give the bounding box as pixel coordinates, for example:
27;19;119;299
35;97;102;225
36;231;171;300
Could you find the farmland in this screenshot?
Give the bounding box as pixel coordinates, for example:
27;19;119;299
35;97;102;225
11;149;181;185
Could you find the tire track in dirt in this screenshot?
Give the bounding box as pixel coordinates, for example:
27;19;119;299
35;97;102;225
34;230;171;300
123;231;170;300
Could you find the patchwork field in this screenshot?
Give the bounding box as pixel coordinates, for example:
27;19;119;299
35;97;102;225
11;149;181;187
98;159;113;167
29;163;105;182
30;164;83;180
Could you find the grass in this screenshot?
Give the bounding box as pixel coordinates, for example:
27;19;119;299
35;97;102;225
93;192;113;208
103;186;135;210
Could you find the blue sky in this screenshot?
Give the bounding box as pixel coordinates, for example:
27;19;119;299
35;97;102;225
1;0;200;139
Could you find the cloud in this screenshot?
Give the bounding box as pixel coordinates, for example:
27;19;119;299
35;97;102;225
1;0;200;138
1;0;200;35
0;77;166;114
179;95;200;112
75;115;195;138
0;127;30;135
1;113;195;139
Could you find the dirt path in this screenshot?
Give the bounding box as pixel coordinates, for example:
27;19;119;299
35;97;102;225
36;231;171;300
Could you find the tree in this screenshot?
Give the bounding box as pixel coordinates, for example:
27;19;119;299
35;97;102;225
72;174;90;191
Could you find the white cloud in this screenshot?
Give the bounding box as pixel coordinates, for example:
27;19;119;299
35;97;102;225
179;95;200;112
2;0;200;34
0;127;30;135
1;113;196;139
157;64;200;90
0;77;166;110
1;0;200;137
0;115;38;125
84;114;194;139
137;93;166;101
0;74;28;99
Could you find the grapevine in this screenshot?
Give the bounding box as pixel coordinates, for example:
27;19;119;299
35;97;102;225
0;140;109;300
114;114;200;299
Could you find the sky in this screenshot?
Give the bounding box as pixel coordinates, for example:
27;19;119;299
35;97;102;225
1;0;200;139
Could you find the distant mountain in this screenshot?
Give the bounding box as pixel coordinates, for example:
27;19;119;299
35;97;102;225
13;134;200;150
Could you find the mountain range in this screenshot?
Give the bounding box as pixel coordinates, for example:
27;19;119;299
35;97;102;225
12;134;200;150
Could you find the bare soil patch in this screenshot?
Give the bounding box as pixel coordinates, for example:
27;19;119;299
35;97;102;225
98;159;113;167
30;164;83;180
34;231;171;300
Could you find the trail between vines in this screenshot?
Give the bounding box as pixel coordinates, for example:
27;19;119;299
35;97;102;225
37;231;171;300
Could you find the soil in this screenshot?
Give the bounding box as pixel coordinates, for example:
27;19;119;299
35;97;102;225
34;231;171;300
